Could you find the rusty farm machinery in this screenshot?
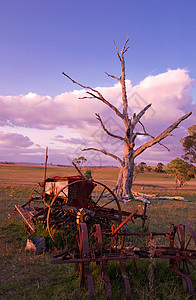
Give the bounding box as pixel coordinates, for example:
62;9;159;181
15;163;196;299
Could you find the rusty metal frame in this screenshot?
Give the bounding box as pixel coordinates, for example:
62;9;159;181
51;222;196;300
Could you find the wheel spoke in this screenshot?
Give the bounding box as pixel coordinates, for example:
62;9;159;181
178;225;185;250
94;187;106;205
176;228;181;247
184;260;190;274
185;235;192;251
28;178;122;249
62;190;68;198
101;197;115;208
186;259;196;270
91;180;122;227
34;189;42;195
170;224;196;299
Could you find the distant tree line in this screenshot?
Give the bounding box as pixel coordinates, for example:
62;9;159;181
166;125;196;187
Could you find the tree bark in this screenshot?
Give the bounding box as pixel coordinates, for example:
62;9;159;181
120;145;134;198
63;37;192;200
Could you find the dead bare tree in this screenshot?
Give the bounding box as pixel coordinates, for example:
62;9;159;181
62;37;191;198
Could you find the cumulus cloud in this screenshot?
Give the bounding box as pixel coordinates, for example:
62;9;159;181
0;90;105;129
0;68;195;165
0;69;194;132
132;69;194;123
0;131;34;148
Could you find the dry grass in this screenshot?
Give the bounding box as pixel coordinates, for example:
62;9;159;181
0;164;195;299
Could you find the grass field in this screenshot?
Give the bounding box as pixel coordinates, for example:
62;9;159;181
0;164;195;300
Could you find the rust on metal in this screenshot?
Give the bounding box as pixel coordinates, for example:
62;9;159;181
15;205;36;232
14;158;196;300
111;210;137;235
51;222;196;299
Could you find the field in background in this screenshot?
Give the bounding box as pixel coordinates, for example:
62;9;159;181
1;163;196;202
1;162;196;187
0;164;195;299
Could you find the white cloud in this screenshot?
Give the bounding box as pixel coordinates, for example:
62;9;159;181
0;69;194;129
0;68;195;165
0;131;34;148
132;69;194;118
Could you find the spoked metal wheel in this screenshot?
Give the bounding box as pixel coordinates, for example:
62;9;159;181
46;180;90;242
90;224;113;300
76;223;95;299
46;179;122;243
90;223;103;255
23;183;54;210
88;180;122;229
170;224;196;298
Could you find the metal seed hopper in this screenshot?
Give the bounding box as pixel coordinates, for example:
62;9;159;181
15;162;196;299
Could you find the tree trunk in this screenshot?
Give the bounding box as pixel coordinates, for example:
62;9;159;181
116;144;134;198
63;38;192;200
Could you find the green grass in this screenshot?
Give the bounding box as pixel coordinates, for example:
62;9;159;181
0;164;195;299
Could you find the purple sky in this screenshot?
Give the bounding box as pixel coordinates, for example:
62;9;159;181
0;0;195;166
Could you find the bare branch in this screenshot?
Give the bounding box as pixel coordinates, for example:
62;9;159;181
158;143;170;151
62;72;97;93
132;132;170;151
81;147;124;167
79;96;94;99
138;120;147;133
62;72;124;120
95;113;126;142
121;36;130;56
132;103;152;126
134;112;192;158
113;40;121;61
105;72;120;81
137;121;170;151
110;37;131;126
123;47;130;54
114;38;129;124
86;92;124;120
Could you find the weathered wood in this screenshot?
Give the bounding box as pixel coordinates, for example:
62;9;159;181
150;196;189;202
82;147;124;167
63;37;192;198
132;192;189;202
15;205;36;232
62;72;124;120
132;191;158;197
95;113;126;142
134;112;192;158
